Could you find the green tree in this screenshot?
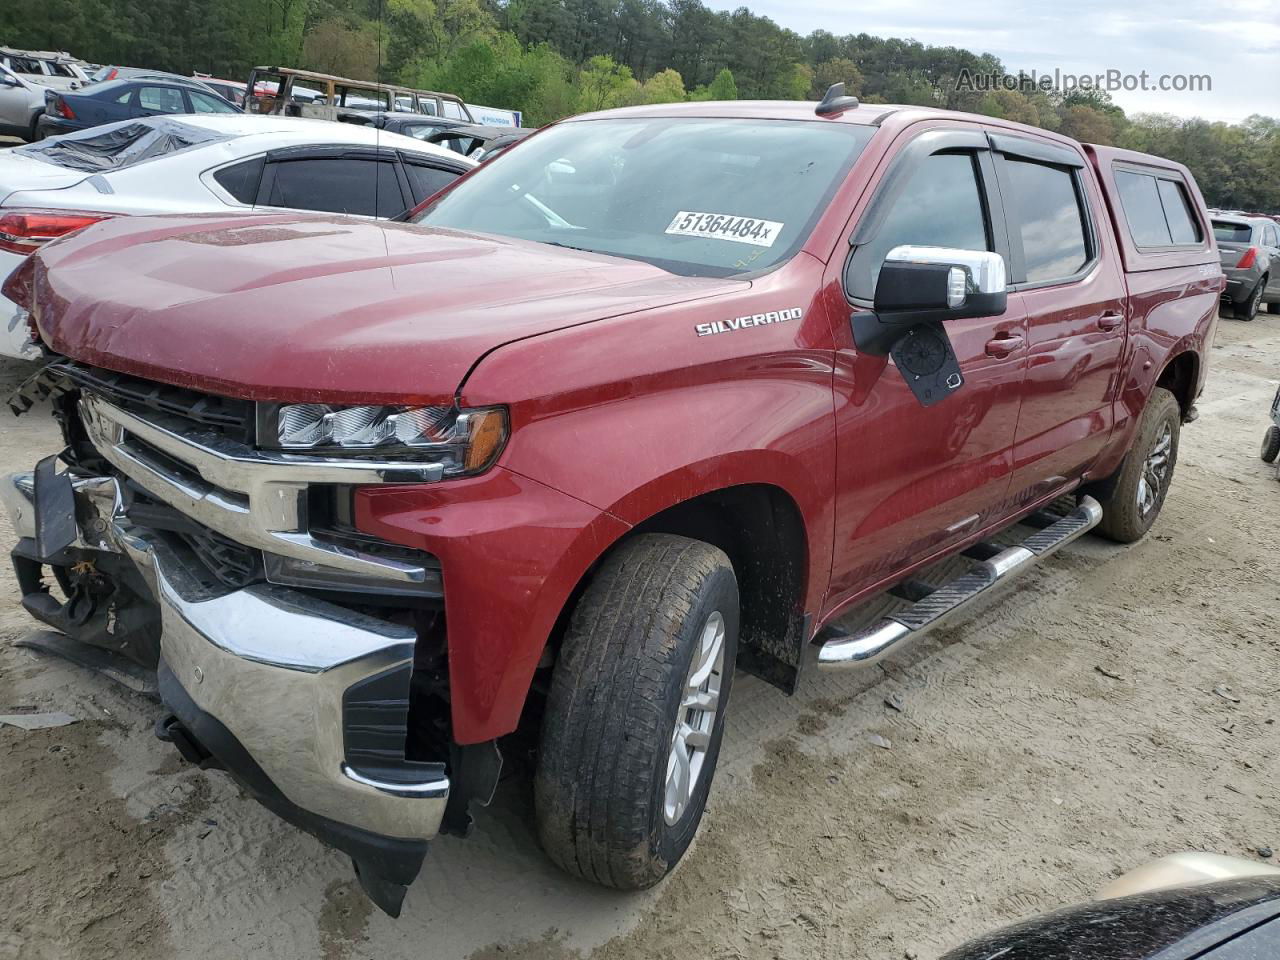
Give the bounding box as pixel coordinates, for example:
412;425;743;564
705;67;737;100
810;58;863;100
639;67;687;103
575;54;638;111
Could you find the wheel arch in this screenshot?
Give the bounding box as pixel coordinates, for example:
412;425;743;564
539;481;814;701
1156;348;1200;420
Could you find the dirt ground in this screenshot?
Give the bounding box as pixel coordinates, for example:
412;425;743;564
1;314;1277;960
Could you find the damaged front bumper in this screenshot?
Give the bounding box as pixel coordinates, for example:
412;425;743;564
3;469;449;916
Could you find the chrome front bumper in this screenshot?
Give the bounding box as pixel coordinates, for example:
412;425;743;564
3;469;449;844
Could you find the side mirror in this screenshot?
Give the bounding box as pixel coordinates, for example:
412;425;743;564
874;245;1007;324
0;74;19;88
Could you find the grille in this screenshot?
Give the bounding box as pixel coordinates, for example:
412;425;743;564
53;360;255;444
124;496;263;590
180;527;262;589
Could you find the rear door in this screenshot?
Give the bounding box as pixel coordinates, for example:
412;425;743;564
826;127;1028;602
991;133;1128;507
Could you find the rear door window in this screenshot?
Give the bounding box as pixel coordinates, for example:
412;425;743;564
1004;158;1090;283
265;157;406;218
138;86;185;114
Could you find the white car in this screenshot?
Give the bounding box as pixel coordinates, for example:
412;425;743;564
0;114;475;359
0;48;89;91
0;62;52;142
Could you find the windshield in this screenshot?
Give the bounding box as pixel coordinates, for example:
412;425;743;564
1211;220;1254;243
414;117;873;277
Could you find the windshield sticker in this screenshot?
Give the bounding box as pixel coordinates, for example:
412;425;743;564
665;211;784;248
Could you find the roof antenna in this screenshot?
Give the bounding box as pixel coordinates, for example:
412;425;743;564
816;82;860;117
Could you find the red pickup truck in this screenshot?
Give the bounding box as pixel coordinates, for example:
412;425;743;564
2;89;1223;915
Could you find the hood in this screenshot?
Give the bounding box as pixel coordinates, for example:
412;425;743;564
28;212;745;405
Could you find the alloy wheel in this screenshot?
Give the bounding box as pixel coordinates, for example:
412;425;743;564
663;610;725;826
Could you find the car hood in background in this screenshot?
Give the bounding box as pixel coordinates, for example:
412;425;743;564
941;876;1280;960
27;212;745;405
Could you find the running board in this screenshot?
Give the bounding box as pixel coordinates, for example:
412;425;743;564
817;496;1103;670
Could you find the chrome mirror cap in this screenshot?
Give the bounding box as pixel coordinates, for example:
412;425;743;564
885;245;1008;305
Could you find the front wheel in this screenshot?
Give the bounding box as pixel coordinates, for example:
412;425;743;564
1262;424;1280;464
535;534;738;889
1094;387;1181;543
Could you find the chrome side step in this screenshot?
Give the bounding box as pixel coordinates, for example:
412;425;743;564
817;496;1103;671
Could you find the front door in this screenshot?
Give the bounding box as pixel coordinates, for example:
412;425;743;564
825;127;1028;607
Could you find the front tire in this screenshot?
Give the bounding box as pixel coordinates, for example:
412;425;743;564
1095;387;1180;543
1262;424;1280;464
535;534;738;889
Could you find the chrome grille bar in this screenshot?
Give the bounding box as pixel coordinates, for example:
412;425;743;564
80;393;437;585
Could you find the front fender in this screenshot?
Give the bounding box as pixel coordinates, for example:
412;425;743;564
461;286;839;618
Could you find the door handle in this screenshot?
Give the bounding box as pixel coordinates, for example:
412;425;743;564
985;334;1024;358
1098;312;1124;331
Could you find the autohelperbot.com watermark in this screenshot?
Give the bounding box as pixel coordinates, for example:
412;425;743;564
956;68;1212;95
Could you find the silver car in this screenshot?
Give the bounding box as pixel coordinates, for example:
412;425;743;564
0;62;49;142
1213;214;1280;320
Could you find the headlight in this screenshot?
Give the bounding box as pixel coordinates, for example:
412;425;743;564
261;403;508;475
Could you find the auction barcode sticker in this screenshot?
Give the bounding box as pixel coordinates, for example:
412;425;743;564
664;211;784;248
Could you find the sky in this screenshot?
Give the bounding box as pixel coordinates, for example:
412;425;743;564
708;0;1280;124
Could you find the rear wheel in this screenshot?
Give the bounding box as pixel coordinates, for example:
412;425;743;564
535;534;738;889
1235;278;1266;321
1262;425;1280;464
27;113;43;143
1095;387;1181;543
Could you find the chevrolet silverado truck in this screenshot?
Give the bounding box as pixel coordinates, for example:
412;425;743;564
1;87;1223;915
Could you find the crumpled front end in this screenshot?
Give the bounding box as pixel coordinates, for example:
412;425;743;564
2;363;460;916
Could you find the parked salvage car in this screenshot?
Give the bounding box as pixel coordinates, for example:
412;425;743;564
0;62;50;142
423;122;533;160
1262;384;1280;467
1;88;1223;916
36;77;241;139
193;76;247;108
0;47;89;91
0;115;474;358
942;853;1280;960
1212;214;1280;320
352;113;532;160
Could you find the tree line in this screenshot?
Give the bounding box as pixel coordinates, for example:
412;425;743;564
4;0;1277;211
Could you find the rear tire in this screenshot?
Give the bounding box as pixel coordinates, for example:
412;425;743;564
535;534;738;889
1262;424;1280;464
1095;387;1181;543
1235;278;1265;321
26;112;42;143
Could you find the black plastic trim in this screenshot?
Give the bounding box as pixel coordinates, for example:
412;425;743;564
157;661;428;916
987;132;1085;168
